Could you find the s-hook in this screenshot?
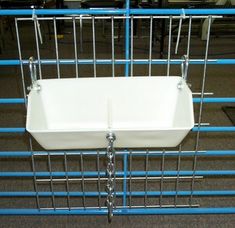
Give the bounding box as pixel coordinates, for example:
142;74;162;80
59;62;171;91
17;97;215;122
28;56;41;91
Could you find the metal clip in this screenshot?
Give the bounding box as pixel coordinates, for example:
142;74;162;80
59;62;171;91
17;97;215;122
106;132;116;223
28;57;41;91
32;8;43;44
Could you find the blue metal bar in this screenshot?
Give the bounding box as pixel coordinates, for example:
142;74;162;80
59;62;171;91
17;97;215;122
1;8;235;16
0;190;235;197
0;150;235;157
1;98;235;104
0;97;235;104
1;127;235;133
0;128;25;133
193;98;235;103
0;207;234;215
2;59;235;66
192;127;235;132
0;170;235;177
125;0;130;77
0;99;25;104
123;153;128;207
0;9;127;16
130;8;235;15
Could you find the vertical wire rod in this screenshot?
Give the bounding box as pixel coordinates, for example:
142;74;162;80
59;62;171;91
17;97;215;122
130;15;134;77
15;19;27;108
189;16;212;206
33;17;42;79
96;150;101;208
64;152;71;210
92;16;97;77
47;152;56;210
174;144;182;207
187;16;192;57
148;16;153;76
79;15;83;53
113;145;117;209
174;17;182;54
167;16;173;76
80;151;86;208
53;17;60;78
129;150;133;208
159;149;166;207
73;16;79;78
30;140;40;210
144;150;149;207
111;16;115;77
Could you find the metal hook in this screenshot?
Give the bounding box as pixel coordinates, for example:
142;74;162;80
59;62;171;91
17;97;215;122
28;57;40;91
181;55;189;81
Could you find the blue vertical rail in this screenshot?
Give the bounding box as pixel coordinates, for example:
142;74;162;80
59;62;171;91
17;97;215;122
123;153;128;208
125;0;130;77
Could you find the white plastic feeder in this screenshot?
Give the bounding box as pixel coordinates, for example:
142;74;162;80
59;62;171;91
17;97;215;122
26;76;194;150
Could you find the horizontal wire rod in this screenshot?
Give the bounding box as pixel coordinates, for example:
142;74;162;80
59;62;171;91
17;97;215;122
15;15;222;21
36;176;203;183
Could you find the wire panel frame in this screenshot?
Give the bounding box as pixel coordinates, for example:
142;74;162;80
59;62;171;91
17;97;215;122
0;5;235;218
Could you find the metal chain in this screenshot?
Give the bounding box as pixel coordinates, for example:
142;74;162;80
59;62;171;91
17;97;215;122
106;132;116;223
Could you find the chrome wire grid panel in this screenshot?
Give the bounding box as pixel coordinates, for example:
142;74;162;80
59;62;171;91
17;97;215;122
0;4;235;221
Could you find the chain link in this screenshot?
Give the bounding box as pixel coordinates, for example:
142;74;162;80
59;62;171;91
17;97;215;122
106;132;116;223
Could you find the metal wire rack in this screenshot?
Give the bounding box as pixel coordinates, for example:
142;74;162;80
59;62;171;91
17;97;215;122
0;3;235;222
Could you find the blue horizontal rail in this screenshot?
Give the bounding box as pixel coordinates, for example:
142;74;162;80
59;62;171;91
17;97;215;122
0;207;234;215
0;98;235;104
0;190;235;197
1;59;235;66
0;150;235;157
1;127;235;133
0;8;235;16
0;170;234;177
0;99;25;104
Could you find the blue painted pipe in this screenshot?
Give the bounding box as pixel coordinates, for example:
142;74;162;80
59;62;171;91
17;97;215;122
1;127;235;133
0;170;234;177
0;8;235;16
0;99;25;104
1;59;235;66
192;127;235;132
115;207;235;215
193;97;235;103
0;207;234;215
130;8;235;15
0;190;235;197
123;153;128;207
0;128;25;133
1;98;235;104
0;150;234;157
0;9;127;16
125;0;130;77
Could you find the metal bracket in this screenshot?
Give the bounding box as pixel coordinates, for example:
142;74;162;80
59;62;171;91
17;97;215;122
106;132;116;223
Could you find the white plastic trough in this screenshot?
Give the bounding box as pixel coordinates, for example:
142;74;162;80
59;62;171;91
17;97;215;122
26;76;194;150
